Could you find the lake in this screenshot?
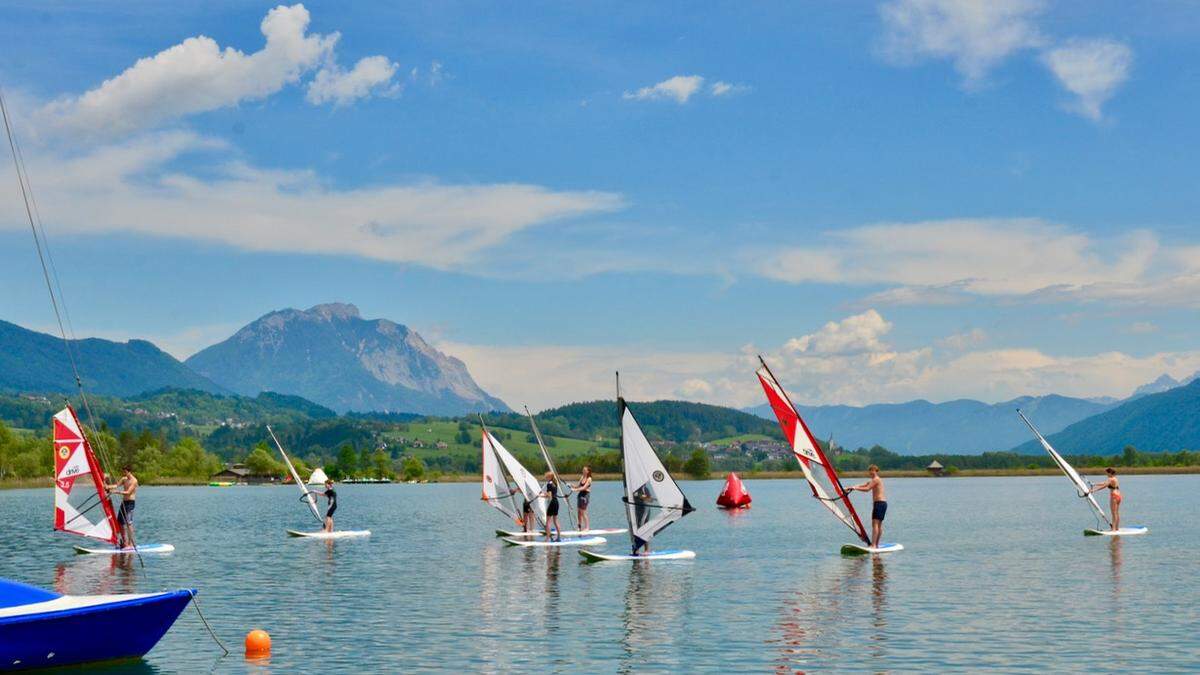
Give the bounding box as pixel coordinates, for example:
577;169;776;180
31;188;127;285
2;475;1198;672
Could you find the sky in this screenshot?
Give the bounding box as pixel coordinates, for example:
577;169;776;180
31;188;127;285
2;1;1200;411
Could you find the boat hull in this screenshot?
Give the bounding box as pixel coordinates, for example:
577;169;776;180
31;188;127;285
0;588;193;670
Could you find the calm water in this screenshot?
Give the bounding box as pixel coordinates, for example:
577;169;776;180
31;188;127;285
2;475;1198;672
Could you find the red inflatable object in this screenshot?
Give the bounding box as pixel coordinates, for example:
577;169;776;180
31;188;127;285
716;472;752;509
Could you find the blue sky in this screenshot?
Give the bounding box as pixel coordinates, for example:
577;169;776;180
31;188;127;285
2;1;1200;410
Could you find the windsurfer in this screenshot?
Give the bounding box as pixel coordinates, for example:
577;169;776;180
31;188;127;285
631;484;653;555
321;479;337;532
540;471;561;541
107;466;138;549
847;465;887;548
1087;467;1122;530
574;466;593;531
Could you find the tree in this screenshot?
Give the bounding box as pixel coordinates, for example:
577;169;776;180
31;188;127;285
337;445;358;477
371;449;394;479
683;448;710;479
244;445;284;477
402;456;426;481
457;429;472;445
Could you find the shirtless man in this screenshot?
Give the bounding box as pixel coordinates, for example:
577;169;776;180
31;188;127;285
846;465;886;548
107;465;138;549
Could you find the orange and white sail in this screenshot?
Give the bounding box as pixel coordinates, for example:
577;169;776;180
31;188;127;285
53;405;118;544
755;357;870;545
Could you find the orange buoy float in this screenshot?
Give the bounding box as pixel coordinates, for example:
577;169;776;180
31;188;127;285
244;629;271;657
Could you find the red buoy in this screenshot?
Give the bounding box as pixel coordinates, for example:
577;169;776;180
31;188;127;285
716;472;752;509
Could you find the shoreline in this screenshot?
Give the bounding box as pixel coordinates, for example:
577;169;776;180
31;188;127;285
7;464;1199;490
7;464;1197;490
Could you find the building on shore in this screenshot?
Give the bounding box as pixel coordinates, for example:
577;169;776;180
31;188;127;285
926;460;944;477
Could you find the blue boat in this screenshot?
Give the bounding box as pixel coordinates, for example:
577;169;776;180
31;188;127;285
0;578;193;670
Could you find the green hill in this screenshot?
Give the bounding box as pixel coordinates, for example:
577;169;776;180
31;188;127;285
1012;380;1200;455
0;319;224;397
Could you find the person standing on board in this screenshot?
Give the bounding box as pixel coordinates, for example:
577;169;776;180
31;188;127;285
1087;467;1122;531
540;471;561;541
321;478;337;533
846;465;887;548
630;484;653;556
106;465;138;549
521;496;535;533
574;466;593;532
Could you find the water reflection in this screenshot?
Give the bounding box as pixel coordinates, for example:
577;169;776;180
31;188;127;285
770;555;890;672
53;555;140;596
619;562;695;673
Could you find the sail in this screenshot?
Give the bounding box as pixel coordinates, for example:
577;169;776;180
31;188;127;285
307;467;328;485
620;397;694;546
268;426;322;523
755;358;870;545
483;428;547;526
481;429;521;522
53;406;119;544
1017;409;1112;528
526;406;574;527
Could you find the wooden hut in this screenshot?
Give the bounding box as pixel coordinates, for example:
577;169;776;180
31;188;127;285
926;460;944;477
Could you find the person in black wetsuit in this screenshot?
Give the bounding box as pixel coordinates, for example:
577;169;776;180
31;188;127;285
540;471;561;541
321;479;337;533
521;495;535;533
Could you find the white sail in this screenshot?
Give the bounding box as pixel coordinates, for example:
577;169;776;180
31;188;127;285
484;429;547;526
267;425;322;523
621;398;694;546
526;406;574;528
481;429;521;522
307;467;328;485
1017;410;1112;528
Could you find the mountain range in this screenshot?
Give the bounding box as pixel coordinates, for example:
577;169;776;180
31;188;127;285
185;303;508;415
0;319;223;397
744;395;1117;454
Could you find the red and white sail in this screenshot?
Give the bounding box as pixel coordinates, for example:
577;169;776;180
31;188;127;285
53;405;118;544
755;358;870;545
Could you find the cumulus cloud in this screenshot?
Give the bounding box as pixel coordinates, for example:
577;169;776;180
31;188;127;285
39;4;397;139
306;55;400;106
0;131;624;269
1041;38;1133;121
444;310;1200;410
623;75;706;103
753;219;1200;307
878;0;1045;85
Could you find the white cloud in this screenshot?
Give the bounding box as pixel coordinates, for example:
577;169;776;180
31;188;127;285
39;4;396;139
439;307;1200;410
306;55;400;106
1041;38;1133;121
878;0;1046;85
623;75;705;103
754;219;1200;307
0;131;624;269
710;81;751;97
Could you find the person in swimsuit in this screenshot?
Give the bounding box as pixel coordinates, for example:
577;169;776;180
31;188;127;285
521;496;535;533
107;465;138;549
321;479;337;533
1087;467;1122;531
574;466;593;532
846;465;887;548
540;472;561;541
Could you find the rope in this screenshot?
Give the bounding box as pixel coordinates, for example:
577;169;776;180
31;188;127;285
187;590;230;656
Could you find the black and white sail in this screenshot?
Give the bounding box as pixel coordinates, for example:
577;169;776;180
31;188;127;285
620;396;694;547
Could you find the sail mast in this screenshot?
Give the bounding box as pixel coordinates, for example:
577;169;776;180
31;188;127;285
756;355;870;545
268;425;323;523
525;405;575;529
1017;409;1112;528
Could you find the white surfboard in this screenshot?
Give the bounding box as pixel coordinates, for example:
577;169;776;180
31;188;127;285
840;542;904;555
286;530;371;539
579;549;696;562
501;536;606;547
1084;526;1148;537
73;543;175;555
495;528;628;538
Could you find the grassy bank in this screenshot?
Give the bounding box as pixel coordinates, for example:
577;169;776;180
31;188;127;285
6;464;1199;490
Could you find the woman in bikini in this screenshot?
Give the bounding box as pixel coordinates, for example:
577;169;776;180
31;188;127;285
574;466;593;532
1087;467;1122;530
